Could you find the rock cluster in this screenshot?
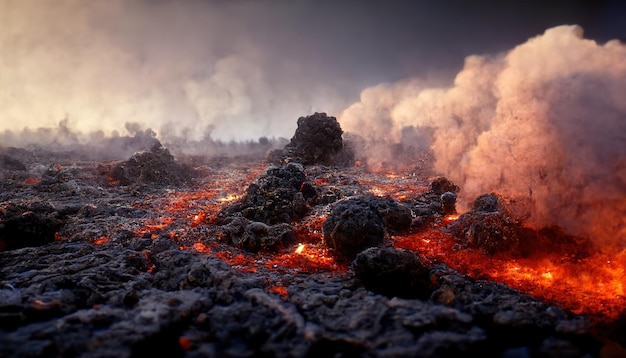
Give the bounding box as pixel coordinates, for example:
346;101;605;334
218;162;317;226
447;193;527;255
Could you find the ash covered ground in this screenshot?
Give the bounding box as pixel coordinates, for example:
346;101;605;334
0;114;623;357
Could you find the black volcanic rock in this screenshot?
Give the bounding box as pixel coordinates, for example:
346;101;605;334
110;141;194;187
218;162;317;225
0;200;65;251
352;247;433;299
285;112;345;165
323;195;385;261
232;221;296;253
447;193;526;255
430;177;460;195
366;195;413;234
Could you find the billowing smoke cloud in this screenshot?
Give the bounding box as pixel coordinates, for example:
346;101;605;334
340;25;626;245
0;0;347;146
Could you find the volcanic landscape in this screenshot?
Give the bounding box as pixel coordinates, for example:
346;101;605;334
0;113;624;358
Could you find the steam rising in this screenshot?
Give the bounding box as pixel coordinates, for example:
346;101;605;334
340;25;626;244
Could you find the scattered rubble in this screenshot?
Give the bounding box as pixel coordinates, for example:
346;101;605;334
0;141;619;357
402;177;460;228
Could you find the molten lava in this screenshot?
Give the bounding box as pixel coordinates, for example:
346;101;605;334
130;161;623;324
378;189;626;322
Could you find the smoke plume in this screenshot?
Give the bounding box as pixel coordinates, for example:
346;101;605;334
340;25;626;245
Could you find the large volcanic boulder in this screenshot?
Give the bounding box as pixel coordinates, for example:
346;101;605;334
284;112;345;165
218;162;317;225
322;196;386;261
110;141;195;187
351;247;434;299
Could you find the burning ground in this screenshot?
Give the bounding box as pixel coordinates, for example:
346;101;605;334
1;113;625;357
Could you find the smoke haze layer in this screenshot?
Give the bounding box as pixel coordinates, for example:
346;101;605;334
2;0;622;147
340;25;626;245
0;0;352;144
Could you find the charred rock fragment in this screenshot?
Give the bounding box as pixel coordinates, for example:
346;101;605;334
322;196;385;261
447;193;526;255
218;162;317;225
367;195;413;234
284;112;345;165
0;201;64;251
232;221;296;253
351;247;433;299
109;141;194;187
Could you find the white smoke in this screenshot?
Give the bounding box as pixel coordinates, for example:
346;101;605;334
0;0;345;146
340;25;626;245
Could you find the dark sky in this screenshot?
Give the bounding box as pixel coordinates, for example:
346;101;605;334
242;0;626;86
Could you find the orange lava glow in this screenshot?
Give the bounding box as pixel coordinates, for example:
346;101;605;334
24;178;39;185
132;163;624;324
268;285;288;297
93;236;108;245
393;223;626;321
267;243;347;274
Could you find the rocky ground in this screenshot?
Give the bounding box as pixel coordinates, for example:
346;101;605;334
0;114;624;357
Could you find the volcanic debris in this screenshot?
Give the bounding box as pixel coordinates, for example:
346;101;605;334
219;217;296;253
0;143;615;358
402;177;460;228
322;195;386;261
352;247;434;299
109;141;195;187
217;162;317;226
447;193;527;255
0;200;65;251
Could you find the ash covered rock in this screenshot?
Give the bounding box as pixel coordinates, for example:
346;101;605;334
322;195;386;261
220;217;296;253
351;247;434;299
218;162;317;225
271;112;352;166
447;193;528;255
110;141;195;187
0;200;65;251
